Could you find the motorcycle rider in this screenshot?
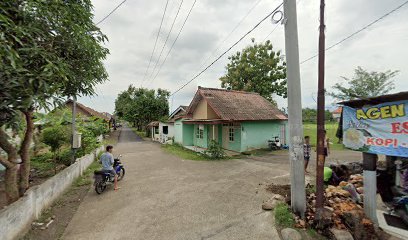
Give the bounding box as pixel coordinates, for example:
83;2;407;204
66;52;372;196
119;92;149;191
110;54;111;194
100;145;119;191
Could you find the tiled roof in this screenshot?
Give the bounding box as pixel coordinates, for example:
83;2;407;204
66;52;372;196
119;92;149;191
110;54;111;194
186;87;287;121
66;100;110;121
332;107;342;114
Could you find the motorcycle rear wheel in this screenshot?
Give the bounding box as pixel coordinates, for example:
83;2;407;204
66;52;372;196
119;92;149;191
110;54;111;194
95;181;106;194
117;168;125;181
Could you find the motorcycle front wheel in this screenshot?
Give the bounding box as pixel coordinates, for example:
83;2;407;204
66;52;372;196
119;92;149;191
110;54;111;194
117;168;125;181
95;181;107;194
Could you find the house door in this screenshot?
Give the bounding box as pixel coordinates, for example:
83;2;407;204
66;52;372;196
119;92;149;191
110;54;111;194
222;125;229;149
208;125;219;143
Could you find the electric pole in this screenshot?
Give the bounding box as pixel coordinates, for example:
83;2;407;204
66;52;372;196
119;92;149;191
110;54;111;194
71;95;77;164
315;0;326;219
283;0;306;217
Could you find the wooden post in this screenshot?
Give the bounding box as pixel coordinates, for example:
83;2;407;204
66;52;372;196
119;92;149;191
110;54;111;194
363;152;378;223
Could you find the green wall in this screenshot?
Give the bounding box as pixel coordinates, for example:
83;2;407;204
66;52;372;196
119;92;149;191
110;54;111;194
183;123;194;146
241;121;286;152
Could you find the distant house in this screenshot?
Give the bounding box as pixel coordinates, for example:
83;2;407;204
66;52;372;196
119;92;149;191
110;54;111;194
147;106;188;143
332;107;342;122
174;87;288;152
65;100;113;128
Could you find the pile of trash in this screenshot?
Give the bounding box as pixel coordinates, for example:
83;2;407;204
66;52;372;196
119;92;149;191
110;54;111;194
301;174;380;239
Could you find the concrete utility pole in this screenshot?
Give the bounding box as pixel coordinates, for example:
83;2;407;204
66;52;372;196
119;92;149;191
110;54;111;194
315;0;326;218
283;0;306;217
71;95;77;164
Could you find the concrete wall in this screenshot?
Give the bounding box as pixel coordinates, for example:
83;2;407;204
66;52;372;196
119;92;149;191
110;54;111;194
192;100;218;119
241;121;286;152
174;119;183;144
0;146;104;240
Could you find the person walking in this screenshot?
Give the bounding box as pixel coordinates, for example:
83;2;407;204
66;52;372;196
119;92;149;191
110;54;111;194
304;136;312;173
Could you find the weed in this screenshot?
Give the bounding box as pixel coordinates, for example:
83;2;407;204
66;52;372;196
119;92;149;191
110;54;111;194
162;144;208;161
274;202;295;228
74;161;100;187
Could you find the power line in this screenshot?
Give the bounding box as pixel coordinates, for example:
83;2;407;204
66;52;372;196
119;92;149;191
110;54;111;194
146;0;184;84
148;0;197;86
140;0;170;87
170;2;284;96
300;0;408;64
197;0;265;71
96;0;128;25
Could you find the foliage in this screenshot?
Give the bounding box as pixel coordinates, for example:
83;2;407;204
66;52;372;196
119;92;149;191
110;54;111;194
161;144;208;161
274;203;295;228
204;140;225;160
303;122;345;150
115;86;170;130
329;66;398;101
220;39;287;104
58;149;73;166
74;160;99;187
0;0;109;203
31;152;54;177
41;126;70;153
302;108;333;122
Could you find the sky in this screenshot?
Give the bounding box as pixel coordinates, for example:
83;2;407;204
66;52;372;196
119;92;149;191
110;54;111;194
80;0;408;114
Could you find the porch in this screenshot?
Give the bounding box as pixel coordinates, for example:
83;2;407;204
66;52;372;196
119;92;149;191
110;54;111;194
184;145;241;157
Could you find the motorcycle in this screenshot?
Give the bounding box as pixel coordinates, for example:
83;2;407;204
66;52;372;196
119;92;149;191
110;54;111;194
268;136;281;151
377;160;408;225
94;155;125;194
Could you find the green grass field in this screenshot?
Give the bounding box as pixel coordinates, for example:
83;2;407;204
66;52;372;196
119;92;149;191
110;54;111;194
303;122;345;150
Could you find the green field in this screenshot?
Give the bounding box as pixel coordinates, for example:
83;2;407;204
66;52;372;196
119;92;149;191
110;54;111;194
303;122;345;150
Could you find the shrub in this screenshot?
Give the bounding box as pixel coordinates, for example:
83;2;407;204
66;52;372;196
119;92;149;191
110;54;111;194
274;203;295;228
58;149;73;166
204;140;225;160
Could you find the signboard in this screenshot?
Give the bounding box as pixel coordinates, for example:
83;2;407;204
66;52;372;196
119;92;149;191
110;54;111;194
342;100;408;157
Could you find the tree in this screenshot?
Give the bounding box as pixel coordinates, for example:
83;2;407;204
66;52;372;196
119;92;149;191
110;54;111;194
302;108;333;122
115;86;170;130
0;0;108;203
41;125;69;174
219;39;287;104
329;66;398;101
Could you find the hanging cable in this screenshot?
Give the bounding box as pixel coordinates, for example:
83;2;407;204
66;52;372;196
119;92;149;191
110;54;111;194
146;0;184;85
140;0;170;87
300;0;408;65
96;0;128;25
170;2;284;96
148;0;197;85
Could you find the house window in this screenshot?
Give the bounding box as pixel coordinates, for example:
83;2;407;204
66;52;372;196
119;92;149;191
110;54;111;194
155;126;159;134
229;126;234;142
196;125;204;139
163;126;168;135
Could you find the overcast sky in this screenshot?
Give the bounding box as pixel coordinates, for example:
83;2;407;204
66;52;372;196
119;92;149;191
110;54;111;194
80;0;408;114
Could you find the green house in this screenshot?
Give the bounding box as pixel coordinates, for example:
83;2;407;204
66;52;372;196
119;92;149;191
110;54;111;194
174;87;288;152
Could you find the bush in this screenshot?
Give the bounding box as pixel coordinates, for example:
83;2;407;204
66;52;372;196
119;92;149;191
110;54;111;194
274;203;295;228
58;149;73;166
204;140;225;160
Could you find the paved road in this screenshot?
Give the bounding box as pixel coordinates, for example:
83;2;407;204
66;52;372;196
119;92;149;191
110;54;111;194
62;126;289;240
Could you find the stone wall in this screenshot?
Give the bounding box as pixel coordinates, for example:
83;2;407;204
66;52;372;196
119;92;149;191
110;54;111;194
0;145;104;240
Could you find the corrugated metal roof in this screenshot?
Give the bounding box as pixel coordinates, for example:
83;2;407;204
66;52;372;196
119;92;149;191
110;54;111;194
338;91;408;108
186;87;287;121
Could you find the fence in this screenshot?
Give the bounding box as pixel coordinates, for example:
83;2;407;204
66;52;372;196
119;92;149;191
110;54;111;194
0;145;104;240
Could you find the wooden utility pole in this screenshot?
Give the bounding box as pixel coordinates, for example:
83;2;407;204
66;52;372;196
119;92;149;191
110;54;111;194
283;0;306;217
315;0;326;218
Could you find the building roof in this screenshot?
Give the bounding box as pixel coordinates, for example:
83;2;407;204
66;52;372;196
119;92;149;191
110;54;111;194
147;121;160;127
332;107;342;114
169;105;188;120
66;100;110;121
338;91;408;108
185;87;287;121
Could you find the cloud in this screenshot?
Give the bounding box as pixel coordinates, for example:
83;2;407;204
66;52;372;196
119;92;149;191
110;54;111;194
80;0;408;114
